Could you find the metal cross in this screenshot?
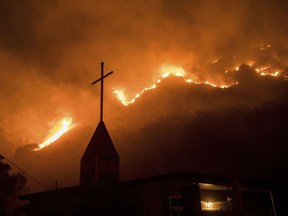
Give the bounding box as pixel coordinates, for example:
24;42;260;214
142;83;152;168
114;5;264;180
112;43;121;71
92;62;113;122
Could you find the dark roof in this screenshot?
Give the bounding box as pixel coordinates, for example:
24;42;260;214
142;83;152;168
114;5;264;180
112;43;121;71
18;185;101;201
81;121;119;161
120;171;231;186
19;171;274;200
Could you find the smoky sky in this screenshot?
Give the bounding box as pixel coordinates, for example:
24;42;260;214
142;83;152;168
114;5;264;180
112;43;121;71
1;0;288;190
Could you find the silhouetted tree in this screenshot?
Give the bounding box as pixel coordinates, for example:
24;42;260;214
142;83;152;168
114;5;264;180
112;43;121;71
0;155;27;216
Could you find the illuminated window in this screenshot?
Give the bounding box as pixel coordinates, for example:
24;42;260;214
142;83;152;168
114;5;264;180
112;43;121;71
199;183;232;212
201;201;230;211
206;201;212;209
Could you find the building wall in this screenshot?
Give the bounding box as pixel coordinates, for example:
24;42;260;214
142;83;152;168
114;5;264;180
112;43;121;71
27;194;80;216
142;178;183;216
116;183;144;216
20;175;277;216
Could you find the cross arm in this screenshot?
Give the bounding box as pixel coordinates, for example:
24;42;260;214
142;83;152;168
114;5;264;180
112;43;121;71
92;71;114;85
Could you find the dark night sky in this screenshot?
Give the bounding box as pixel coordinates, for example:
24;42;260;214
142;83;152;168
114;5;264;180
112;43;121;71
1;0;288;191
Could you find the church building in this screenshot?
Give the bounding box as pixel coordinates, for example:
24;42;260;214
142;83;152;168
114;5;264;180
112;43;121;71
17;63;279;216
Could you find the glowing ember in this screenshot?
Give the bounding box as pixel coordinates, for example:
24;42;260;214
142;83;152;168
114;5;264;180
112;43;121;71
114;64;233;106
232;61;281;78
34;117;75;151
255;66;280;77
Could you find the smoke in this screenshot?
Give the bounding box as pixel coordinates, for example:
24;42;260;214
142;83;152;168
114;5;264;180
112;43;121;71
1;0;288;189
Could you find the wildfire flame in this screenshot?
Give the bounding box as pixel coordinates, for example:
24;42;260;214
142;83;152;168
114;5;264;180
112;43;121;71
114;45;284;106
114;64;233;106
34;117;75;151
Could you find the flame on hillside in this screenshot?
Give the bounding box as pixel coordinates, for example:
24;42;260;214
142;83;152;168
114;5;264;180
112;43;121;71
114;44;285;107
34;117;75;151
114;64;235;106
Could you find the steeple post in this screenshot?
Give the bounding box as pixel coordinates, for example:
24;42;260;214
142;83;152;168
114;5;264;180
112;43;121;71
100;62;104;121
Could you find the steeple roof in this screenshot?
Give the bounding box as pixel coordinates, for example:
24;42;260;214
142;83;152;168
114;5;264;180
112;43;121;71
81;121;119;161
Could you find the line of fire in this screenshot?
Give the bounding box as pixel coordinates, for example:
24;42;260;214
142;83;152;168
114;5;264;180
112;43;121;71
12;63;286;216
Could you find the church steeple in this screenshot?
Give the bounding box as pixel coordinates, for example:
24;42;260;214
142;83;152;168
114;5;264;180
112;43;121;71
80;121;119;185
80;62;119;186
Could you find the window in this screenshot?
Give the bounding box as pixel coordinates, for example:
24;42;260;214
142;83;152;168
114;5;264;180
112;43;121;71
169;196;183;216
171;210;183;216
199;183;233;212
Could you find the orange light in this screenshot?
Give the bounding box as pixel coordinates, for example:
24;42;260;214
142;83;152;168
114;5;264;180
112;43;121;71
206;202;212;209
34;117;75;151
113;64;236;106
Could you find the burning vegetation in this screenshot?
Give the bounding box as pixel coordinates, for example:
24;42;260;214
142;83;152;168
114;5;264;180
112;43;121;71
1;0;288;191
113;44;285;106
34;117;75;151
